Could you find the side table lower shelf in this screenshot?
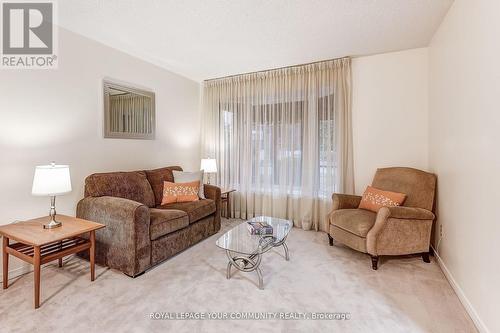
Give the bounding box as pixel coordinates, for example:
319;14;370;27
3;233;96;309
8;237;90;265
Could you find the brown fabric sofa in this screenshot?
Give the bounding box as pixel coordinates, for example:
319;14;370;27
76;166;221;277
327;167;436;270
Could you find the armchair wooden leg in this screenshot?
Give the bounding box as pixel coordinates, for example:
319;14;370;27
371;256;379;270
328;234;333;246
422;252;431;263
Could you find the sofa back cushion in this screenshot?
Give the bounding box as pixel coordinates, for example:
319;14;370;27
84;171;156;207
371;167;436;211
145;166;183;206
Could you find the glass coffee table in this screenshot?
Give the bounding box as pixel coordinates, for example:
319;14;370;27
216;216;292;289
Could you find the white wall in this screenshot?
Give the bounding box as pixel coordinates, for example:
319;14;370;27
428;1;500;332
0;28;200;276
352;48;429;194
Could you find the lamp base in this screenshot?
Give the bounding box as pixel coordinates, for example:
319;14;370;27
43;196;63;229
43;219;62;229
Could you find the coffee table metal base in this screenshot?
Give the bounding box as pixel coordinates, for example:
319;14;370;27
225;236;289;290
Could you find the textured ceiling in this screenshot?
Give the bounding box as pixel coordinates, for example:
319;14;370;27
58;0;453;82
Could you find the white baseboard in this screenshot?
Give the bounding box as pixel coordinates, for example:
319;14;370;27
432;246;489;333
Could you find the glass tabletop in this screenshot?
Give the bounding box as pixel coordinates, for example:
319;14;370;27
216;216;293;255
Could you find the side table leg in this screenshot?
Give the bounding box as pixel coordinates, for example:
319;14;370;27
221;195;227;218
227;193;232;218
2;237;8;289
34;246;41;309
90;230;95;281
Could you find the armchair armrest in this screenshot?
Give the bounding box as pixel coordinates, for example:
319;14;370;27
331;193;362;210
76;196;151;277
366;206;435;256
203;184;222;232
384;206;435;220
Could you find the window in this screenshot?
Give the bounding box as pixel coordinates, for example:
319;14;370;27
221;96;335;198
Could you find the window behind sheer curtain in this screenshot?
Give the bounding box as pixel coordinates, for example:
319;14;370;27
250;101;303;193
221;95;335;198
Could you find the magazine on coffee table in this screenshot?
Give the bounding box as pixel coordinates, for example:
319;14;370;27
247;221;273;235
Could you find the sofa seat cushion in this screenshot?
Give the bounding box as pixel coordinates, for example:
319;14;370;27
149;208;189;240
158;199;216;224
330;209;376;237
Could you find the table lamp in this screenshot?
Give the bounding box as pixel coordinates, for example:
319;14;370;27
200;158;217;184
32;163;72;229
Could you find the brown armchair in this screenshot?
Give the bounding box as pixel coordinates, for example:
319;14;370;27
327;167;437;270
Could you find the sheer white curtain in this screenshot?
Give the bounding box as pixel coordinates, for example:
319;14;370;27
202;58;353;231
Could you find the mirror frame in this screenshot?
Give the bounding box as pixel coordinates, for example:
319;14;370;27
103;80;156;140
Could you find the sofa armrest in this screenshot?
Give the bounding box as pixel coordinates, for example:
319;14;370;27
203;184;222;232
204;184;221;202
331;193;362;210
76;196;151;277
384;206;435;220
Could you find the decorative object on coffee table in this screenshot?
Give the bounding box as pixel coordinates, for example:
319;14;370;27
200;158;217;184
247;220;273;235
216;216;292;289
221;188;235;218
31;163;72;229
0;215;104;308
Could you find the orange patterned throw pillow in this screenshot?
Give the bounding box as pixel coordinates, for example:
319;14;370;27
161;181;200;205
358;186;406;213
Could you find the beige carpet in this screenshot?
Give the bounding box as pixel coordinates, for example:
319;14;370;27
0;219;476;333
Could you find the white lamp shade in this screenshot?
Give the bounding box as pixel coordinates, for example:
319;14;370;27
200;159;217;173
32;164;72;196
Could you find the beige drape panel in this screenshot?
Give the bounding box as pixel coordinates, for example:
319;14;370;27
109;94;153;134
202;58;353;231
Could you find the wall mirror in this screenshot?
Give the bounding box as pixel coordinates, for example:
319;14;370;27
103;80;155;139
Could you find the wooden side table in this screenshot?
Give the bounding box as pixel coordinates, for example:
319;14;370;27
0;215;104;308
221;189;235;218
